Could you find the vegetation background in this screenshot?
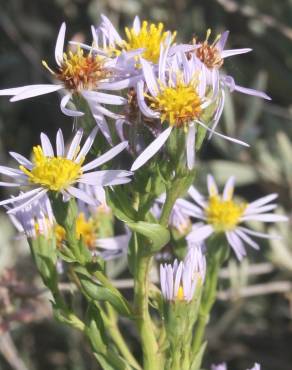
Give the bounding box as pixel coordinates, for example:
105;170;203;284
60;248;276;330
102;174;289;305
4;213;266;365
0;0;291;369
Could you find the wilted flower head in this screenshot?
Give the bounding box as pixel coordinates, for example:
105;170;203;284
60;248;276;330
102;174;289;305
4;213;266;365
190;29;270;100
186;175;288;260
0;127;131;213
160;246;206;302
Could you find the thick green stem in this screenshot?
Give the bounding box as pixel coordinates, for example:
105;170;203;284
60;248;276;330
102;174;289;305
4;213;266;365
104;303;142;370
170;349;182;370
134;254;160;370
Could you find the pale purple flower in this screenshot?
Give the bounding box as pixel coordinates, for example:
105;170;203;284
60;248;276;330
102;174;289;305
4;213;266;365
7;194;54;239
188;30;271;137
0;23;129;144
160;246;206;302
0;127;132;213
211;363;260;370
78;183;111;216
131;46;249;171
185;175;288;260
191;30;270;99
211;364;227;370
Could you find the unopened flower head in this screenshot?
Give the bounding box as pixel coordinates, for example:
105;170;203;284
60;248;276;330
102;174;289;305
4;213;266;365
0;127;132;213
160;246;206;302
186;175;288;260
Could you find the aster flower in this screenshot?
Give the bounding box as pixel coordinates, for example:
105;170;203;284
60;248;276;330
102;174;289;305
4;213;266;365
131;47;249;171
94;15;176;64
188;30;270;136
7;194;54;239
0;127;132;213
190;29;270;100
160;246;206;302
185;175;288;260
0;23;129;144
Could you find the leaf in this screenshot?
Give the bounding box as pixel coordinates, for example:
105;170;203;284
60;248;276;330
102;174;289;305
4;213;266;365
79;274;132;317
190;341;207;370
106;187;137;223
127;221;170;255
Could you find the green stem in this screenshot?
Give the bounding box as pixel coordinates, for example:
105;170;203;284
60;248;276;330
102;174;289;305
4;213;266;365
191;243;228;366
134;254;160;370
103;303;142;370
170;349;182;370
159;173;195;227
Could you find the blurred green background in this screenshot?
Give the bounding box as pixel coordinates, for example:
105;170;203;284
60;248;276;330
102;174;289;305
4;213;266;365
0;0;291;369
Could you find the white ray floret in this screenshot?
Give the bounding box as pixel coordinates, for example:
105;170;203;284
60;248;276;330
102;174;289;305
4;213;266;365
185;175;288;260
0;128;132;213
131;45;249;171
160;246;206;302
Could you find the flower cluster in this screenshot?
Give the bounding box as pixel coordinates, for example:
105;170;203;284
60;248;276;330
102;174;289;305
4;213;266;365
0;15;270;169
0;15;287;370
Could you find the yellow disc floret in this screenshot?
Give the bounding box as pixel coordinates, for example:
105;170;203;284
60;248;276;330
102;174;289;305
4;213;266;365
43;46;109;92
20;146;83;192
206;195;246;231
54;213;98;249
119;21;176;63
147;76;202;129
55;224;66;247
176;285;185;301
192;29;223;69
75;213;97;249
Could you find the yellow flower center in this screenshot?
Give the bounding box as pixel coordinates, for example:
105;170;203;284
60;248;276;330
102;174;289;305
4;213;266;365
191;29;223;69
55;213;98;249
176;285;185;301
118;21;176;63
43;46;109;92
20;146;83;192
75;213;97;249
55;224;66;247
206;195;246;231
148;77;202;128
